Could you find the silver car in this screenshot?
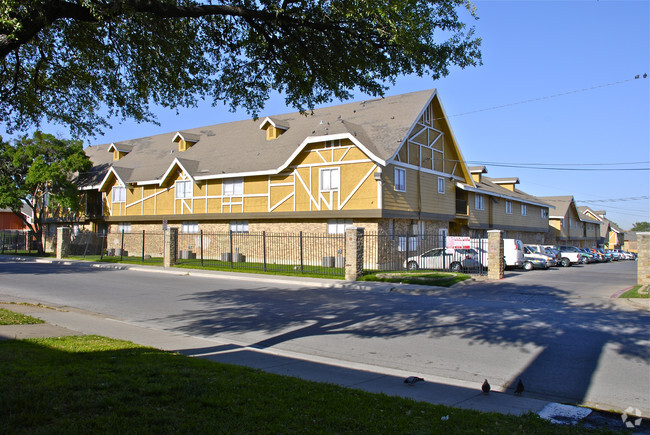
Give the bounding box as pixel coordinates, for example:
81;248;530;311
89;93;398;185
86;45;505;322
405;247;481;272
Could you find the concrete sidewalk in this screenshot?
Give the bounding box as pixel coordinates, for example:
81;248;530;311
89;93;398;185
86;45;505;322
0;300;608;426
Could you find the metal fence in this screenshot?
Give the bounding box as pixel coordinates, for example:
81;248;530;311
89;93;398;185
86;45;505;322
70;230;165;264
364;232;487;275
176;231;346;277
0;230;34;254
3;228;487;276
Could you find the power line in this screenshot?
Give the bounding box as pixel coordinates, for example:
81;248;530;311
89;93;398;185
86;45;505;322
435;74;647;121
577;196;649;203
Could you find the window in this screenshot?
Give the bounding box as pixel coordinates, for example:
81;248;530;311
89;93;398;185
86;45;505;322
521;204;527;216
438;177;445;194
320;168;340;192
394;167;406;192
327;219;352;234
112;186;126;203
505;200;512;214
230;220;248;233
117;222;131;233
223;178;243;196
181;221;199;233
397;236;418;252
475;194;484;210
541;208;548;219
175;180;193;199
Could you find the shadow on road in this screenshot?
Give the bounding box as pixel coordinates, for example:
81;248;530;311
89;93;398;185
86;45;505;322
156;281;649;409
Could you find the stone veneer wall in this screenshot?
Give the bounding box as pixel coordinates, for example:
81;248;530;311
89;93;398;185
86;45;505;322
637;232;649;286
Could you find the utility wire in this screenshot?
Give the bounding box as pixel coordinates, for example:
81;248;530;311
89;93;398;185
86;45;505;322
577;196;649;203
434;74;647;121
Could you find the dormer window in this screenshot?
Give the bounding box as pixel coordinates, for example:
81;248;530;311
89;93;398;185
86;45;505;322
259;117;289;140
172;131;200;152
107;143;134;161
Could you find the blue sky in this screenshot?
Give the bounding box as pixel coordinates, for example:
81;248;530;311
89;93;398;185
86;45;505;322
14;1;650;229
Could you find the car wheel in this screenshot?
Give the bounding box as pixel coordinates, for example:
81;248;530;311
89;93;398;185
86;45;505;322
450;262;462;273
407;261;418;271
523;261;533;271
561;258;571;267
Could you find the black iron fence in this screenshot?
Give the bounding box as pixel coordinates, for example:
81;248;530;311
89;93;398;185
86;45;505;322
0;230;34;254
364;232;487;275
176;231;346;277
3;228;487;276
70;230;165;264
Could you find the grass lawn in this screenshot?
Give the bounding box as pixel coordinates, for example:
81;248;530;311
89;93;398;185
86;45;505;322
618;285;650;298
0;336;606;434
359;271;472;287
0;307;45;325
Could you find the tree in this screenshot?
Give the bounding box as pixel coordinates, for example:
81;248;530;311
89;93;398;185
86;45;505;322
0;131;91;254
0;0;481;136
631;222;650;232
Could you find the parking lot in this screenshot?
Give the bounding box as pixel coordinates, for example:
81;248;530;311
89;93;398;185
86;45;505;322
500;257;638;300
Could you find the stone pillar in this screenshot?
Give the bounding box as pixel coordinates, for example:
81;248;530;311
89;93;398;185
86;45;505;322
487;229;504;280
56;227;71;259
345;226;364;281
637;232;650;286
163;228;178;268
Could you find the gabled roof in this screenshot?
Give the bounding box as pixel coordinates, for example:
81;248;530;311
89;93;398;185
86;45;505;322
578;206;623;234
538;196;575;218
457;176;552;208
172;131;201;143
81;89;447;187
107;143;135;153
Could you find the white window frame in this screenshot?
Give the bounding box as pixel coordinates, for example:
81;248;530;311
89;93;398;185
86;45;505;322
175;180;193;199
223;178;243;196
541;208;548;219
397;236;418;252
181;221;199;233
505;200;512;214
230;220;249;233
117;222;131;233
437;177;445;194
394;167;406;192
521;203;527;216
320;167;340;192
475;194;484;211
112;186;126;203
327;219;352;234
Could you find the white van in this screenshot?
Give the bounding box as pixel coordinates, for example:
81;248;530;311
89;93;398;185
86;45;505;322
480;238;525;269
504;239;525;269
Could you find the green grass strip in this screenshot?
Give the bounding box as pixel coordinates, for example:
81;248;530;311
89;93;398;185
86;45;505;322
618;285;650;299
0;308;45;325
0;336;604;433
359;271;471;288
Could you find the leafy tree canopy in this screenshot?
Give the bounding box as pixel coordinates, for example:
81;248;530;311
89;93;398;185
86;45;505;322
631;221;650;232
0;131;91;252
0;0;481;136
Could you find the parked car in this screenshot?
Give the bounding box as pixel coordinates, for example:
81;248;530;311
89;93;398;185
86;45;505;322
527;245;560;264
578;248;597;264
593;248;612;262
405;247;480;272
524;245;556;268
557;246;584;267
522;247;550;270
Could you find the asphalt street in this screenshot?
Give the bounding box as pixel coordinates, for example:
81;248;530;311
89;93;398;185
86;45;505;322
0;257;647;417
